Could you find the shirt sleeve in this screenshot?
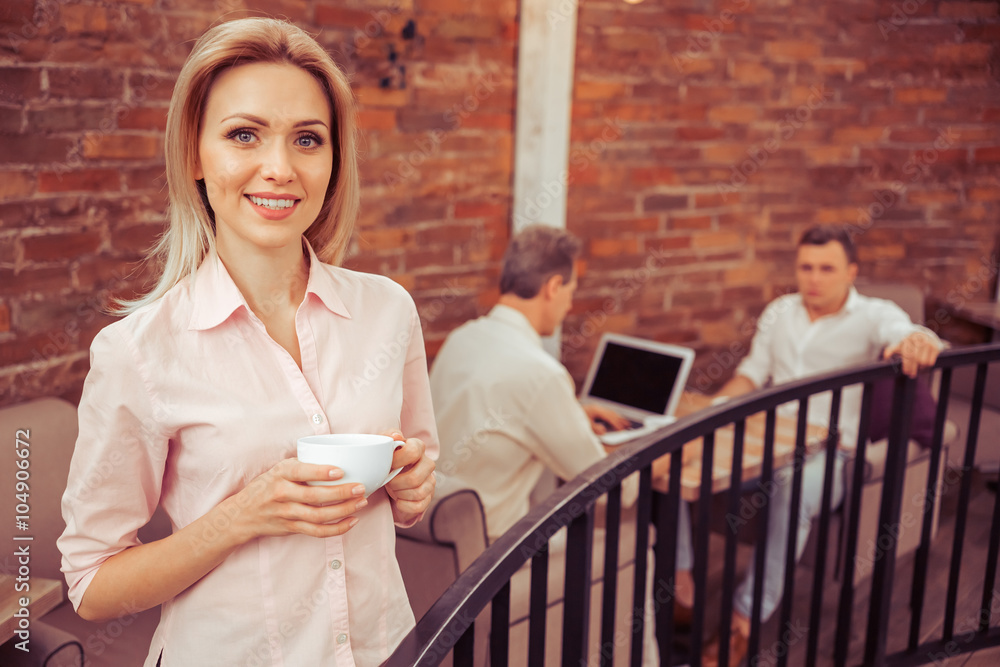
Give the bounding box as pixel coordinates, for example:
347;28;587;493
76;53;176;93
734;298;783;389
57;325;169;611
520;369;640;507
871;298;943;351
395;298;440;528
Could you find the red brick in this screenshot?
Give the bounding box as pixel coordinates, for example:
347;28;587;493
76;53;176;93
74;256;146;292
38;169;120;193
0;171;34;201
356;87;410;108
832;126;886;144
732;61;775;85
453;200;507;219
0;135;76;165
116;106;169;131
933;43;992;65
643;194;688;212
974;147;1000;162
82;133;160;160
47;68;125;100
124;166;167;192
804;146;855;164
60;4;112;33
22;230;103;262
765;40;821;60
708;105;761;123
27;104;111;132
677;126;726;141
575;80;628;101
112;223;161;254
590;237;639;257
127;73;175;103
0;302;9;333
938;1;999;18
0;67;41;103
0;266;72;297
429;17;503;40
358;109;398;131
669;214;713;230
628;166;678;186
894;87;948;105
889;127;942;143
315;5;384;29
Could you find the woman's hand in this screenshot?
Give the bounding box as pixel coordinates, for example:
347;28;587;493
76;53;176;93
382;430;436;525
221;458;368;544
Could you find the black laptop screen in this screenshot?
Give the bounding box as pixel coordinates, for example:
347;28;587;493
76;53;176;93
588;342;684;414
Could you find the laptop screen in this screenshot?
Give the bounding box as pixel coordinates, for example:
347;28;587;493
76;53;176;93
588;341;686;415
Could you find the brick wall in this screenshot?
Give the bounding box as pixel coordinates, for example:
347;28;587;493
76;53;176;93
0;0;516;406
1;0;998;408
562;0;1000;392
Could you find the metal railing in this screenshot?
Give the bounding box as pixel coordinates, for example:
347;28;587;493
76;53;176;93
384;343;1000;667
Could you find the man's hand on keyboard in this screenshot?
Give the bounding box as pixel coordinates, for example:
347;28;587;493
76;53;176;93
582;403;633;434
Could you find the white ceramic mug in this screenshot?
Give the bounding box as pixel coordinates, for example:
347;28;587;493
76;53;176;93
296;434;403;495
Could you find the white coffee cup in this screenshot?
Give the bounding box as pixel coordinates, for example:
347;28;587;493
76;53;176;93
296;434;403;495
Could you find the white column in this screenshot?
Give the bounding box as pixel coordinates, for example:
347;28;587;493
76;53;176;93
512;0;578;233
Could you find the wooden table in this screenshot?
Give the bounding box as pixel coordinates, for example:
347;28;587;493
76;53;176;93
654;393;830;501
0;574;64;645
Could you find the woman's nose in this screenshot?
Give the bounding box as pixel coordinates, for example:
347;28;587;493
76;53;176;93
260;141;295;183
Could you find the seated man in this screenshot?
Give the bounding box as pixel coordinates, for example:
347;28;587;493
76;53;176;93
429;224;661;665
430;224;633;542
691;224;943;666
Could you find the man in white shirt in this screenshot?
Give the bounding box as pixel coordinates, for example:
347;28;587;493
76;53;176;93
429;225;632;542
430;225;661;666
698;224;943;667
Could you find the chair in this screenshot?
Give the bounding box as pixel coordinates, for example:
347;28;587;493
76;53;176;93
0;397;172;666
847;283;955;584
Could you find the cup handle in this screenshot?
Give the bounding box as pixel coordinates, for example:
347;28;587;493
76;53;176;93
381;466;404;488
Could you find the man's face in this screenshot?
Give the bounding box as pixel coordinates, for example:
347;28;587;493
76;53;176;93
795;241;858;316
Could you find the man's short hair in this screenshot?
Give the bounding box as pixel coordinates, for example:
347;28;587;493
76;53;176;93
798;224;858;264
499;225;582;298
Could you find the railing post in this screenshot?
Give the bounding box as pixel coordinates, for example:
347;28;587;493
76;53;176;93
864;374;917;666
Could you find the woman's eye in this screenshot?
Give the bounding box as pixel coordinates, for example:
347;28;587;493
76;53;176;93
297;134;322;148
226;129;256;144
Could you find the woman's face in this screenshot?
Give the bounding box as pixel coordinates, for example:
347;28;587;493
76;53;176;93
196;61;334;257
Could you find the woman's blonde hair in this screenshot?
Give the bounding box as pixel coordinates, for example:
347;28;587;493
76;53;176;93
118;17;359;313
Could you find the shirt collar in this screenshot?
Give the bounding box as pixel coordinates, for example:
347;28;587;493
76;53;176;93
487;304;542;348
795;286;860;320
188;239;350;331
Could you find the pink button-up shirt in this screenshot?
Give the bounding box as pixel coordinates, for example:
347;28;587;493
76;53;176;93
58;243;439;667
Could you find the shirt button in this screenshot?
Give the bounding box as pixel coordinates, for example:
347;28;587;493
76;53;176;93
312;413;323;425
336;633;348;645
329;559;342;570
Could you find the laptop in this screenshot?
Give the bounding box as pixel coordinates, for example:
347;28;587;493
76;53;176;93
578;333;696;446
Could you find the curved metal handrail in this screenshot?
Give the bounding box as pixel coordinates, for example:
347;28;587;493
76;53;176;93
385;342;1000;667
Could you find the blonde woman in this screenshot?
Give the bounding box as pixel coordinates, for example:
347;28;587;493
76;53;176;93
58;18;437;666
